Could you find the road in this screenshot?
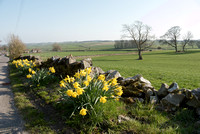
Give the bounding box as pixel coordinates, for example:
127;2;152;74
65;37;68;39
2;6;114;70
0;55;27;134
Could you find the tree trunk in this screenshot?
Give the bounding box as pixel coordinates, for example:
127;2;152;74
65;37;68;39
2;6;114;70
183;45;185;52
138;50;143;60
175;46;178;52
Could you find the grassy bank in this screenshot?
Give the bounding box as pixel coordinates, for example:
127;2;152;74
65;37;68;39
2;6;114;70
9;65;56;133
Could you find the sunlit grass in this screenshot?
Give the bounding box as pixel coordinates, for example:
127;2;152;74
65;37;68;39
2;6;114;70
92;50;200;90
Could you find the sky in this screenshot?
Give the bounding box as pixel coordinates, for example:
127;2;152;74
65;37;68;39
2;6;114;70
0;0;200;44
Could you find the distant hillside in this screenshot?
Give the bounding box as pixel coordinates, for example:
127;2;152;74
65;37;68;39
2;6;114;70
25;40;115;51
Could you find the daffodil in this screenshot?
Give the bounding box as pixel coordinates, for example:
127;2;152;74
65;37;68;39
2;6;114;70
79;108;87;116
102;84;109;91
32;70;36;75
111;78;118;86
28;68;32;73
98;74;105;81
66;89;73;96
49;67;55;73
115;86;123;96
74;72;80;78
87;75;92;82
83;80;89;86
72;92;78;98
26;74;32;79
70;77;75;82
85;67;92;74
76;88;84;95
80;70;86;77
73;82;80;89
100;96;107;103
64;75;70;82
60;80;66;87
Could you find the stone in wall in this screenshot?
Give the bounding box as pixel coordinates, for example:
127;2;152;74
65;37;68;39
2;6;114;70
90;67;104;78
157;83;169;98
161;93;185;107
118;74;156;102
168;82;179;93
105;70;121;80
81;58;92;69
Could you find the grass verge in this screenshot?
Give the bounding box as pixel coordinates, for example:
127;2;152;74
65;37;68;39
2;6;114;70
9;65;56;133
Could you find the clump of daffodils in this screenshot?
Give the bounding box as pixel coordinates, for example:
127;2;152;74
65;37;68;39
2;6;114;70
25;66;56;88
12;59;56;88
59;67;123;117
12;59;36;74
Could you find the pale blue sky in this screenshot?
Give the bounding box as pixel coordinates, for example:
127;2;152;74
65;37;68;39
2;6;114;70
0;0;200;43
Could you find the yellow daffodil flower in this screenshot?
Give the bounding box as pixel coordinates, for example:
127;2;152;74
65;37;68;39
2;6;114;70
85;67;92;74
98;74;105;81
83;80;89;86
26;74;32;79
28;68;32;73
80;70;86;77
72;92;78;98
76;88;84;95
102;84;109;91
74;72;80;78
49;67;55;73
79;108;87;116
32;70;36;75
66;89;73;96
73;82;80;89
100;96;107;103
87;75;92;82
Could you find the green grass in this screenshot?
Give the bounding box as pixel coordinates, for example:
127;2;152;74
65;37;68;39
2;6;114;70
9;65;56;133
92;50;200;90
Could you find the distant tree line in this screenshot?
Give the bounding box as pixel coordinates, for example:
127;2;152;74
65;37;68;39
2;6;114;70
114;40;137;49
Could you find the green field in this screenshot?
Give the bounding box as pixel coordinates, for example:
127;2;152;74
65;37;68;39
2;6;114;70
26;41;115;51
24;50;136;60
92;50;200;90
27;48;200;90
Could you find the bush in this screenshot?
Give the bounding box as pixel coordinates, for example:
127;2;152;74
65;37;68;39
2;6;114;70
157;46;162;49
8;34;26;59
52;43;62;51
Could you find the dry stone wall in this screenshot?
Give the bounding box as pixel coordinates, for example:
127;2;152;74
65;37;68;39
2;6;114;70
16;55;200;116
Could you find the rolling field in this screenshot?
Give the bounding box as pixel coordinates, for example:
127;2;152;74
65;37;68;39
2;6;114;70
26;41;115;51
24;50;136;60
92;50;200;90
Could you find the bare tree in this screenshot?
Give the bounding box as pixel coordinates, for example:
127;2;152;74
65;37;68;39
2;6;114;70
161;26;181;52
182;31;193;52
7;34;26;59
122;21;153;60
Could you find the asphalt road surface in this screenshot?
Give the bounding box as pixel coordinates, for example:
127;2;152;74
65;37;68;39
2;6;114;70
0;55;27;134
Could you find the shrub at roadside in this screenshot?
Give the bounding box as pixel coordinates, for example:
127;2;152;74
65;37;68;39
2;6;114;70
8;34;26;59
